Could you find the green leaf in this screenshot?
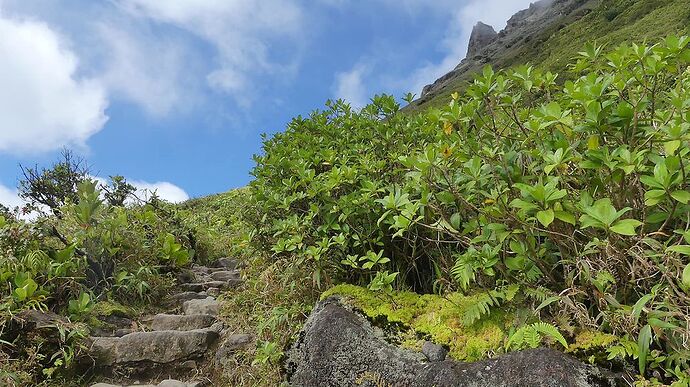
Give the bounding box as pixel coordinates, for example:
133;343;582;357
637;324;652;374
671;190;690;204
554;211;576;225
664;140;681;155
682;263;690;289
667;245;690;255
632;294;652;323
536;209;554;227
610;219;642;236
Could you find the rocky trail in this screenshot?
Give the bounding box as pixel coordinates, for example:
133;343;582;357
87;258;252;387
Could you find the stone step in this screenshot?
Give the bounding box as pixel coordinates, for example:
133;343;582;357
179;279;241;292
91;379;205;387
150;314;216;331
165;291;208;305
90;323;222;366
182;297;220;316
212;257;242;270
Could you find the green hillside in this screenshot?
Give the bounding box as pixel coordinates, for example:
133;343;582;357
415;0;690;110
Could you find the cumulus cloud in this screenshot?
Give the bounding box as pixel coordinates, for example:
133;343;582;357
333;64;370;109
129;180;189;203
0;183;22;210
117;0;305;106
97;22;192;117
0;10;108;154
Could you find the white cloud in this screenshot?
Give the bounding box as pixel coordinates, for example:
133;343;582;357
118;0;305;106
130;180;189;203
94;176;190;204
97;22;192;117
0;183;22;210
333;64;370;109
0;10;108;154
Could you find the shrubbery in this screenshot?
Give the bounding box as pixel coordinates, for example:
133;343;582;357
0;175;197;383
250;36;690;383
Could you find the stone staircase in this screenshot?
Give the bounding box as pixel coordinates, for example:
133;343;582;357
88;258;252;387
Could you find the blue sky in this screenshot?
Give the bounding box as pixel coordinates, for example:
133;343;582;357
0;0;532;207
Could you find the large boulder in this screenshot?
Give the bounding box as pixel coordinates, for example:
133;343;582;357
286;298;621;387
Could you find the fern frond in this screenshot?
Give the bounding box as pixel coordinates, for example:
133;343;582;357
533;322;568;348
463;292;498;325
450;258;475;290
506;321;568;350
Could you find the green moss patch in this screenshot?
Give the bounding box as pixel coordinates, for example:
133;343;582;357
321;284;507;361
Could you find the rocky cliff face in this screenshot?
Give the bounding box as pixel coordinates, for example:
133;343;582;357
419;0;596;101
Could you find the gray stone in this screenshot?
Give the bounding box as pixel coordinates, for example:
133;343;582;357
150;314;216;331
157;380;187;387
206;287;220;297
467;22;498;58
215;334;254;365
182;297;221;316
418;0;592;100
180;281;232;292
214;257;240;270
90;327;219;366
180;359;197;369
209;270;240;282
421;341;447;362
166;291;207;305
286;297;621;387
90;384;121;387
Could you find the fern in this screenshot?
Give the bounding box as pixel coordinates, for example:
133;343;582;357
463;285;520;326
506;321;568;350
463;292;498;326
450;256;475;291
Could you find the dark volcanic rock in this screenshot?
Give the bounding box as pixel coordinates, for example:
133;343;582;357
286;298;620;387
419;0;594;100
467;22;498;58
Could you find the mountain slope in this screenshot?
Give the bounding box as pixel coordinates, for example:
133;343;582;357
412;0;690;110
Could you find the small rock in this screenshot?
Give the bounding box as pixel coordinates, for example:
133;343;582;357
166;291;208;304
180;281;230;292
151;314;216;331
209;270;239;282
213;258;240;270
206;287;220;297
181;359;197;370
114;328;134;337
157;380;187;387
183;297;220;316
215;334;254;366
421;341;447;362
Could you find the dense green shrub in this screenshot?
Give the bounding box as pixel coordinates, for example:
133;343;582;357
250;36;690;383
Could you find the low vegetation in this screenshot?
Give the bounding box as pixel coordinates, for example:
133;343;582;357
0;157;197;385
249;37;690;385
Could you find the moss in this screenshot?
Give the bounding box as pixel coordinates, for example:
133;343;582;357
91;300;134;318
567;330;619;353
321;284;507;362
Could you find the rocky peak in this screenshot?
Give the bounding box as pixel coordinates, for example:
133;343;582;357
467;22;498;58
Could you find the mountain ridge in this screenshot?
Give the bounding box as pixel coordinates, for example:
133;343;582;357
411;0;690;110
